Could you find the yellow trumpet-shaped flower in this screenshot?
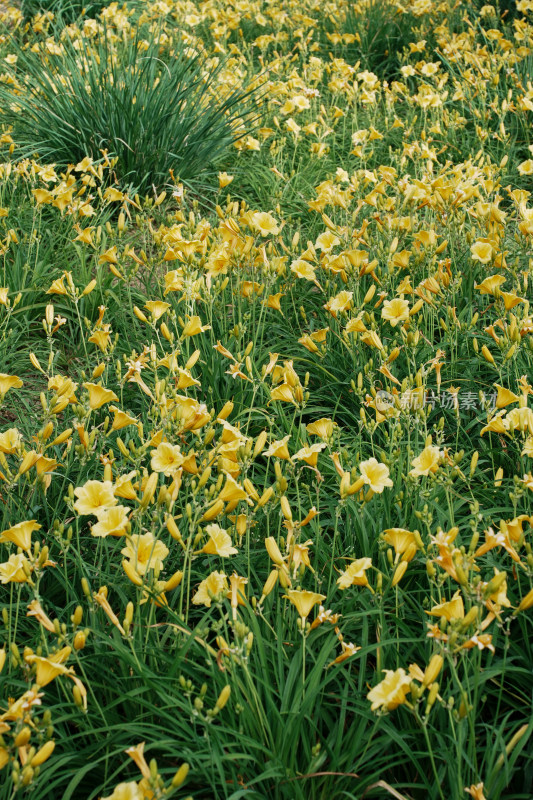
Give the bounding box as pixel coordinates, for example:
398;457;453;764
181;315;211;337
0;373;23;398
82;382;119;410
306;418;336;440
359;458;393;493
0;553;31;583
91;506;130;538
381;297;410;327
144;300;170;321
121;533;169;576
337;557;372;589
367;668;411;711
409;445;442;477
251;211;280;236
284;589;325;621
0;520;41;551
26;646;73;687
218;473;248;503
426;590;465;621
201;524;238;557
150;442;184;476
101;782;143;800
192;571;228;607
471;241;493;263
0;427;21;453
109;406;138;431
74;480;117;516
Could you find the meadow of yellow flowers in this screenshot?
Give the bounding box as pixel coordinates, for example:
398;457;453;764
0;0;532;798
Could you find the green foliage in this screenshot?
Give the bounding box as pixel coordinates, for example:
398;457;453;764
0;31;260;193
342;0;418;78
20;0;108;23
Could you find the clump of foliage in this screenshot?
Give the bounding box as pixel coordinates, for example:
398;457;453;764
0;28;260;192
0;1;533;799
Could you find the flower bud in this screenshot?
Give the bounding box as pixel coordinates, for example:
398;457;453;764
171;763;190;788
391;560;408;587
260;569;279;601
215;685;231;712
423;654;443;687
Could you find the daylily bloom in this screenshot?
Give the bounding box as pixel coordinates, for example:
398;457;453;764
359;458;393;493
337;557;372;589
252;211;280;236
74;480;116;515
367;668;411;711
82;382;118;410
192;571;228;606
201;524;238;557
427;591;465;621
0;553;31;583
410;446;442;477
91;506;130;538
121;533;169;576
0;373;23;398
381;297;410;326
26;646;73;687
0;427;21;453
284;589;326;621
470;241;493;263
150;442;184;476
109;406;138;430
0;520;41;551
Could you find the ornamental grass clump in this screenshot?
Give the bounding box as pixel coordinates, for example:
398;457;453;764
0;28;260;192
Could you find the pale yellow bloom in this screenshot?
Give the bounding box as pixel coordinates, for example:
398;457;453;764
144;300;170;321
121;533;169;576
381;297;410;327
410;446;442;477
82;382;118;410
100;782;143;800
470;241;493;264
192;571;228;606
0;520;41;551
284;589;326;620
368;668;411;711
306;418;336;440
0;373;23;397
427;590;465;621
109;406;138;431
181;315;211;337
252;211;280;236
26;646;73;687
0;553;31;583
150;442;184;476
74;480;117;515
337;557;372;589
201;524;238;557
91;506;130;538
264;435;291;460
0;427;21;453
359;458;393;493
